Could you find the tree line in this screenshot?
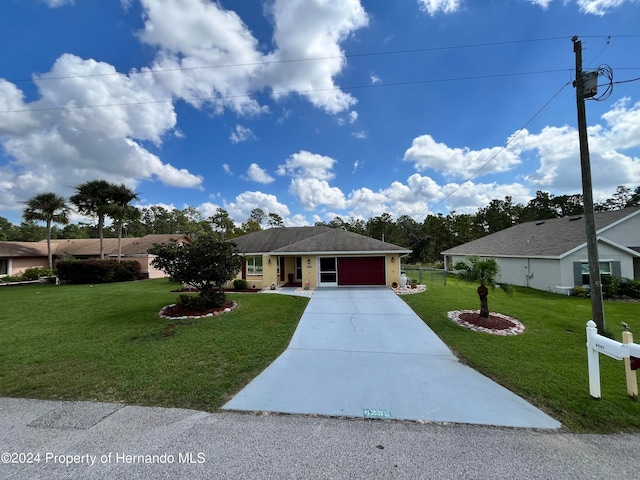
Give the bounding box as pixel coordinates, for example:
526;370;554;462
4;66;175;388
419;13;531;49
2;184;639;266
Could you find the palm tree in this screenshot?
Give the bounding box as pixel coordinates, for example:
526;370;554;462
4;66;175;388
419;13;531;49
454;255;513;318
104;184;140;262
23;192;70;270
70;180;113;259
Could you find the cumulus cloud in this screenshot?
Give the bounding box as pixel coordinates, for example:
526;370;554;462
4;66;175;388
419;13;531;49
230;125;256;144
244;163;275;184
277;150;337;181
0;54;202;212
262;0;368;113
348;111;358;124
506;99;640;194
418;0;462;15
223;191;291;224
403;134;521;179
137;0;367;115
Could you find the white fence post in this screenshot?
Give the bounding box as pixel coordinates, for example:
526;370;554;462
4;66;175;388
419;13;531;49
586;320;601;399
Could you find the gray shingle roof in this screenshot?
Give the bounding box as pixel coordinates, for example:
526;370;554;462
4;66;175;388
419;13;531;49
231;226;411;254
441;207;640;258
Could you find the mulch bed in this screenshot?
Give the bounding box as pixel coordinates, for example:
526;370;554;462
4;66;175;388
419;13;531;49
159;301;237;319
447;310;525;336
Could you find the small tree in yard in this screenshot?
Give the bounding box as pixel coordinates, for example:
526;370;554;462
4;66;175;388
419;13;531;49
454;255;513;318
149;235;243;310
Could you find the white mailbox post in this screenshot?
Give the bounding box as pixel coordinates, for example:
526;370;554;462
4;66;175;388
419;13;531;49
586;320;639;399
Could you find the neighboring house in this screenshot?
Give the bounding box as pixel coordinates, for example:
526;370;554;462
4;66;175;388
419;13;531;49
441;207;640;295
230;226;411;289
0;234;191;279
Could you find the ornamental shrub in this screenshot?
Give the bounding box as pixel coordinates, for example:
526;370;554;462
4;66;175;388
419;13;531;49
233;279;248;290
56;260;139;284
600;275;620;299
21;267;54;280
618;279;640;299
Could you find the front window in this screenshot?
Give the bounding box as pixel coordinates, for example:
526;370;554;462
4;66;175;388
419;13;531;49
0;259;7;276
581;261;611;285
319;257;337;283
246;256;263;275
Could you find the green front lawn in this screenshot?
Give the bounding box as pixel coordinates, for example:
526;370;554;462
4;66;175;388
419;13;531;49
402;280;640;433
0;279;308;411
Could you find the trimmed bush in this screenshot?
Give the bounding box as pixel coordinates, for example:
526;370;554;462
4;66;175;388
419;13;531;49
21;267;54;280
601;275;620;299
571;286;589;298
233;279;248;290
56;260;139;284
177;291;226;311
618;278;640;299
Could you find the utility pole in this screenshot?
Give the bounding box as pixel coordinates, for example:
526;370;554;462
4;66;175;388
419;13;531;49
573;36;606;334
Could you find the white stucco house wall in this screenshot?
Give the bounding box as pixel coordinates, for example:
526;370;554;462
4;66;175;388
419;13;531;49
441;207;640;295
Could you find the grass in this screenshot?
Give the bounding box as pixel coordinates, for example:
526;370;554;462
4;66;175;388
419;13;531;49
0;279;308;412
402;279;640;433
2;277;639;433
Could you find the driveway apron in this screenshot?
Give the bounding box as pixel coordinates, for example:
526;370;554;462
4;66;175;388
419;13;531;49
223;287;560;429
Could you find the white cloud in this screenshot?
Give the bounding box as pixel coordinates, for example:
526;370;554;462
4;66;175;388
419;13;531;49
43;0;74;7
403;134;521;179
529;0;553;7
507;99;640;194
0;53;202;212
418;0;462;15
348;111;358;124
352;130;367;139
223;191;291;223
370;74;381;84
244;163;275;184
277;150;337;181
0;80;38;134
222;164;233;175
230;125;256;144
262;0;368;114
576;0;626;15
290;178;347;210
423;181;531;215
137;0;265;115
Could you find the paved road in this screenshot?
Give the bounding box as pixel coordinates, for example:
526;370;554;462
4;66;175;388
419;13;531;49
1;397;639;480
224;287;560;429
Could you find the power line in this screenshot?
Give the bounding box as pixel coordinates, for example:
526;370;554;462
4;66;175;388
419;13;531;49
0;68;573;114
1;35;600;84
419;80;573;220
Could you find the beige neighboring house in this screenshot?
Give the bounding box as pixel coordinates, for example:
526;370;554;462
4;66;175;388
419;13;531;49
229;226;411;289
0;234;191;279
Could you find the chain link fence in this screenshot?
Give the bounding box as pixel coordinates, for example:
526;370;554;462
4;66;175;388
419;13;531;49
400;264;447;285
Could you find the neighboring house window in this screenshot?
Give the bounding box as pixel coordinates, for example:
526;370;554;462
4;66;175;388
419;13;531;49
246;256;263;275
574;261;621;286
0;259;7;276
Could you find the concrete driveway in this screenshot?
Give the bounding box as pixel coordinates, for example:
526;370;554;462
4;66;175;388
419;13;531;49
223;287;560;429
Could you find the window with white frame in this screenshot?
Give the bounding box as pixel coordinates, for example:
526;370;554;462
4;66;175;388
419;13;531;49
581;261;612;285
0;259;7;276
246;256;263;275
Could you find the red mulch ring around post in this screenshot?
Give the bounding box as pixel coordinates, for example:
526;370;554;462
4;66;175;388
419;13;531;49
447;310;525;336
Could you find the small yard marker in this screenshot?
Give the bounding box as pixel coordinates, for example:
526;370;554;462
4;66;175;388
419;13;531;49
363;409;392;419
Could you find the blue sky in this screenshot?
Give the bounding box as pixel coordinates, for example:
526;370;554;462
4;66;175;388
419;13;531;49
1;0;639;227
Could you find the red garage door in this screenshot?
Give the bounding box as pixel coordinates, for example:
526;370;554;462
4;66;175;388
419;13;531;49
338;257;386;286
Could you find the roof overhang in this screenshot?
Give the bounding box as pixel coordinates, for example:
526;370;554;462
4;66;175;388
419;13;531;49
560;236;640;259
